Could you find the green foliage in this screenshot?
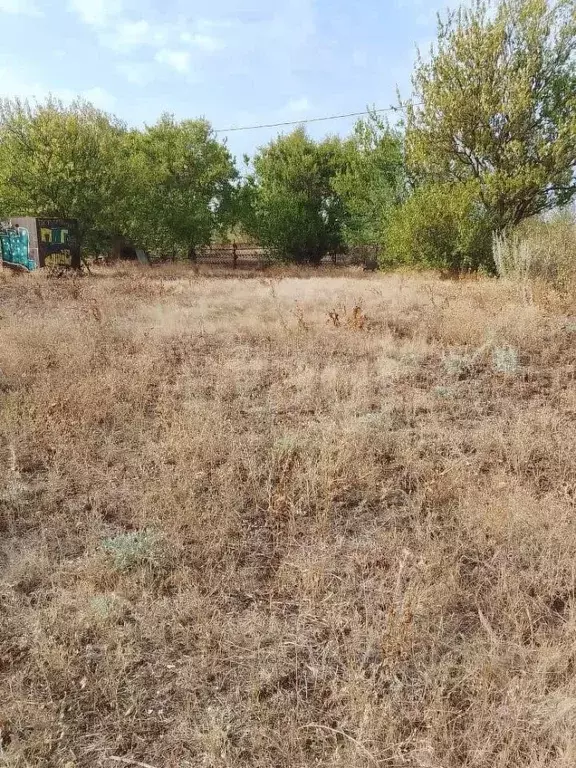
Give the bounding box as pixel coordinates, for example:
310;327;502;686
102;530;160;572
243;128;347;264
443;353;474;377
492;346;519;374
0;100;237;259
404;0;576;233
332;115;405;245
118;115;237;257
240;118;405;261
0;97;126;251
384;182;493;270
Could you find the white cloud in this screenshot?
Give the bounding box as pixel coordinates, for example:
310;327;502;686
116;61;153;85
76;86;117;110
0;0;41;16
103;22;224;55
68;0;123;26
69;3;229;84
68;0;316;86
155;49;191;74
103;19;151;50
188;34;224;53
285;97;310;113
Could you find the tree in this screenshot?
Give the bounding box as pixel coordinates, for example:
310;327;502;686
384;181;493;271
243;128;347;264
404;0;576;233
332;115;405;245
0;97;126;251
119;115;237;258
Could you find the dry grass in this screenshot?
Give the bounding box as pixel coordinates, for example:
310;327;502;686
493;217;576;296
2;264;576;767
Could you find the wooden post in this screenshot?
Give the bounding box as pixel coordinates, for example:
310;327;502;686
232;241;238;270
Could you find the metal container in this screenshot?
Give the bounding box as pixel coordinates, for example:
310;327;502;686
0;217;81;270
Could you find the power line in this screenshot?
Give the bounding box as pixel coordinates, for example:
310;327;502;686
214;105;406;133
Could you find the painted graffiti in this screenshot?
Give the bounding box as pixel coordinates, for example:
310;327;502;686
44;250;73;267
40;226;70;245
0;225;36;271
0;218;80;270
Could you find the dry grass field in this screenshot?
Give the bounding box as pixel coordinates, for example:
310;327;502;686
3;264;576;767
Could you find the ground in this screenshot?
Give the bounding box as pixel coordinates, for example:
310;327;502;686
2;265;576;767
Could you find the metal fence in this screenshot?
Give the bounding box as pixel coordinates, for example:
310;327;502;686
189;243;380;269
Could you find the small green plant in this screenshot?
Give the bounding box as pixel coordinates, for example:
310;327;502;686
356;411;388;428
274;435;300;455
399;351;421;367
90;595;117;618
88;594;130;622
443;354;473;377
102;529;160;572
492;346;519;375
433;385;455;398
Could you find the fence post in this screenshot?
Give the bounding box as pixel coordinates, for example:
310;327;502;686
232;241;238;270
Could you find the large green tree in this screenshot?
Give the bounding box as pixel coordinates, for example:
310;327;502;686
404;0;576;232
119;115;237;258
332;115;405;245
0;97;126;250
244;128;347;264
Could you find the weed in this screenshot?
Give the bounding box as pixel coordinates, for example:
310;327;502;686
443;353;473;377
90;299;103;323
492;345;519;374
327;303;367;329
102;530;161;572
327;309;340;327
89;594;119;618
433;385;456;398
292;302;309;331
274;435;300;456
347;305;367;330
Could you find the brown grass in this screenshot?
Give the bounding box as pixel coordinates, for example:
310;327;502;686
2;264;576;767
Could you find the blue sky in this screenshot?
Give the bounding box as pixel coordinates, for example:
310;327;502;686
0;0;459;161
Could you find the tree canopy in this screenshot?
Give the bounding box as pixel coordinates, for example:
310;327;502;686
404;0;576;232
239;119;405;262
332;115;405;245
242;128;347;263
119;116;237;257
0;97;125;250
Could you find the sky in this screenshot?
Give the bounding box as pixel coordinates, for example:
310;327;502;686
0;0;459;162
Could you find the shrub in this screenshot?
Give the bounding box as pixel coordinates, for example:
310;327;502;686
443;353;473;377
383;182;493;271
492;346;519;374
102;529;162;572
492;214;576;291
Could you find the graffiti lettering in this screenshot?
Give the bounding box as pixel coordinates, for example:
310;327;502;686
45;250;72;267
